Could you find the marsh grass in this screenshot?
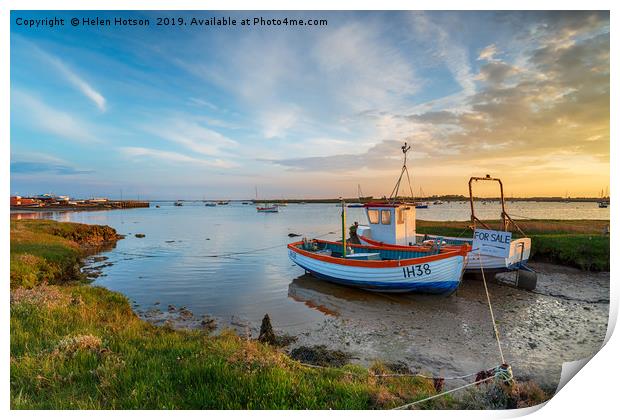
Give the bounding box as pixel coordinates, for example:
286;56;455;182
415;219;610;271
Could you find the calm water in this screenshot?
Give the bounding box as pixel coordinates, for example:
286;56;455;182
11;201;609;329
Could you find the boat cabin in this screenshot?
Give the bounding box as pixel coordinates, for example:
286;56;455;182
358;202;417;246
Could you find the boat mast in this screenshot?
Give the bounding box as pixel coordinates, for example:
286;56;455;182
341;198;347;257
388;142;415;203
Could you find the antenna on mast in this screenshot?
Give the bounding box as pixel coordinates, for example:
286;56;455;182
388;142;415;203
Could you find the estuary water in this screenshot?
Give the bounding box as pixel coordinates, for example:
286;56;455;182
11;201;610;388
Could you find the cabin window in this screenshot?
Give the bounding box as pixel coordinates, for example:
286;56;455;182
368;209;379;224
381;210;392;225
397;208;405;224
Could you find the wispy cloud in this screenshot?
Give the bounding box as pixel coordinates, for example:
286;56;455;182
409;12;476;97
120;146;237;168
19;38;107;111
50;57;107;111
11;161;94;175
478;44;498;61
12;89;99;143
141;117;238;157
272;140;403;172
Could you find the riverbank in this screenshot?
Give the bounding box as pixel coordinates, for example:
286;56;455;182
10;220;547;409
10;200;150;212
415;219;610;271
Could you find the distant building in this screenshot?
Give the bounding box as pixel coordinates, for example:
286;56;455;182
87;197;108;203
10;196;41;207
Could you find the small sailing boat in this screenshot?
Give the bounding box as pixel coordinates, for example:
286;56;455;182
288;200;468;294
257;205;279;213
347;184;367;208
598;188;609;208
414;187;429;208
255;186;279;213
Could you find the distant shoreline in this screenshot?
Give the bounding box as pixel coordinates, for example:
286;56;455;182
152;197;609;204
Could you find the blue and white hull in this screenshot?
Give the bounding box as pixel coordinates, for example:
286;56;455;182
287;240;468;294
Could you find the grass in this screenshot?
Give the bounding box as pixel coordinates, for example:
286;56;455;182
10;220;119;288
414;219;610;271
7;220;440;409
10;219;548;409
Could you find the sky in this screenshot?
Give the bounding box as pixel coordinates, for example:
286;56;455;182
10;10;610;199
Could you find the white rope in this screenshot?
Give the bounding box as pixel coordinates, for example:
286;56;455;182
478;248;506;365
392;376;495;410
372;366;498;380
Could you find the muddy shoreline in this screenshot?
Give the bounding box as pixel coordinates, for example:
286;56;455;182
97;257;608;392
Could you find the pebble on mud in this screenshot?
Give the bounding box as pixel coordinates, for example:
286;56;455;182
201;316;217;332
384;360;412;374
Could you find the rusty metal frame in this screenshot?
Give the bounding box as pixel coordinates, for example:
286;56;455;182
468;175;525;236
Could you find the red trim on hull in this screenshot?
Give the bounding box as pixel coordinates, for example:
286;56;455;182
359;235;463;251
287;239;469;268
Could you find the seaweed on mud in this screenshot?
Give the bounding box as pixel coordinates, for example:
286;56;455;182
289;345;352;367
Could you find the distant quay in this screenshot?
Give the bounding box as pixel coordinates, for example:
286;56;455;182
10;195;149;212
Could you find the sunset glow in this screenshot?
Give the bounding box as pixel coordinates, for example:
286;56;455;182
11;11;610;199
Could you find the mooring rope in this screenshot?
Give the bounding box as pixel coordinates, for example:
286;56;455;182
478;247;506;365
392;376;495;410
388;248;513;410
114;230;338;260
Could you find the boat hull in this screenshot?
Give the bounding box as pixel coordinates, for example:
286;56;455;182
287;241;467;294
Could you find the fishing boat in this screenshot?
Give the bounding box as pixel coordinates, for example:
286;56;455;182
217;201;229;205
288;198;468;294
288;239;468;294
355;144;533;277
357;182;532;275
205;202;217;207
174;201;183;206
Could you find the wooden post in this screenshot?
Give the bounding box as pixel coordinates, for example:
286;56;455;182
341;198;347;257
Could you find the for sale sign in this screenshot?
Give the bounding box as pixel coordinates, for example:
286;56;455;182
472;229;512;258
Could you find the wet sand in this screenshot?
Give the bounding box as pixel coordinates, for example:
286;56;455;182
108;258;608;392
284;263;609;390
